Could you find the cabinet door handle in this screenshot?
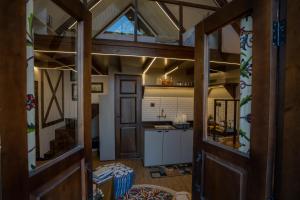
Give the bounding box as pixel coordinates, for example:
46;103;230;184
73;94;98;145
157;130;163;133
165;130;169;133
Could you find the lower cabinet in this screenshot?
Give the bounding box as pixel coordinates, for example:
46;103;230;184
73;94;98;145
144;129;193;167
181;130;193;163
144;130;164;166
163;130;182;165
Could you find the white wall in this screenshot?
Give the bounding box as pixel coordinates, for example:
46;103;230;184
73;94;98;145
36;70;108;157
99;67;117;161
222;25;240;54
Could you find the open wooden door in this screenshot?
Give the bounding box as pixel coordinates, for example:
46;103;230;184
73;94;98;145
0;0;92;199
193;0;278;199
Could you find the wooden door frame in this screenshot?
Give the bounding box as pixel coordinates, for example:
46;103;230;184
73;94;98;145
193;0;278;199
0;0;92;199
0;1;29;199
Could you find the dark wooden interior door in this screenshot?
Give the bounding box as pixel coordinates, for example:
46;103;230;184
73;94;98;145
115;75;142;159
193;0;278;199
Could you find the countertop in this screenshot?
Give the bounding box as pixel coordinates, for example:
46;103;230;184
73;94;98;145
142;121;193;131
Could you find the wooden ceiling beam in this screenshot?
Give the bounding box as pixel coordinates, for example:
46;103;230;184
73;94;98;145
149;0;218;11
56;0;101;35
214;0;241;34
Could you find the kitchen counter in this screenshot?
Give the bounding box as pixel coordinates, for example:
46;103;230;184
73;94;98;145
142;121;193;131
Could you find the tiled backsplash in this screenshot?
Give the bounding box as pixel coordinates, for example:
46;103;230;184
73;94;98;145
142;97;194;121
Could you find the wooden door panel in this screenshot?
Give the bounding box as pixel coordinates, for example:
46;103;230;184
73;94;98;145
120;127;137;154
120;80;137;94
31;164;82;200
203;153;246;200
120;97;136;124
115;75;142;158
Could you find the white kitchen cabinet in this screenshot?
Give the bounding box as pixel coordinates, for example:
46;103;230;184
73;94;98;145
144;129;194;166
162;130;182;165
181;130;193;163
144;130;164;167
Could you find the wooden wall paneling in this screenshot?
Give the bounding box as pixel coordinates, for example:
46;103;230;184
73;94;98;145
0;0;29;199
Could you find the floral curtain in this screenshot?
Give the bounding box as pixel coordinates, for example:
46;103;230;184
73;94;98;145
26;0;36;171
239;16;253;154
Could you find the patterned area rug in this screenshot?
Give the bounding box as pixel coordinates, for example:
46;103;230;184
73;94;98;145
120;184;176;200
149;164;192;178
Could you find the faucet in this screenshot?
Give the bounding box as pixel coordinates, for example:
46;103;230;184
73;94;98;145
157;108;167;119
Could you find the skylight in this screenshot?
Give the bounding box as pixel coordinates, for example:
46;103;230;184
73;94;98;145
104;8;155;37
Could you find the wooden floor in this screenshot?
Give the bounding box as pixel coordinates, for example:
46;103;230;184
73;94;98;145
93;155;192;194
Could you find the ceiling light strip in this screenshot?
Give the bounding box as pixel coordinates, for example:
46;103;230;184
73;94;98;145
210;60;240;66
165;66;179;77
34;50;77;54
143;57;157;74
89;0;103;11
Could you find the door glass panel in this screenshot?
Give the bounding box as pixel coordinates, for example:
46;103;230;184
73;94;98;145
205;15;253;155
27;0;80;172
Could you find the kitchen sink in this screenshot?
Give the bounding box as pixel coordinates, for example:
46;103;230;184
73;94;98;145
154;125;175;130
